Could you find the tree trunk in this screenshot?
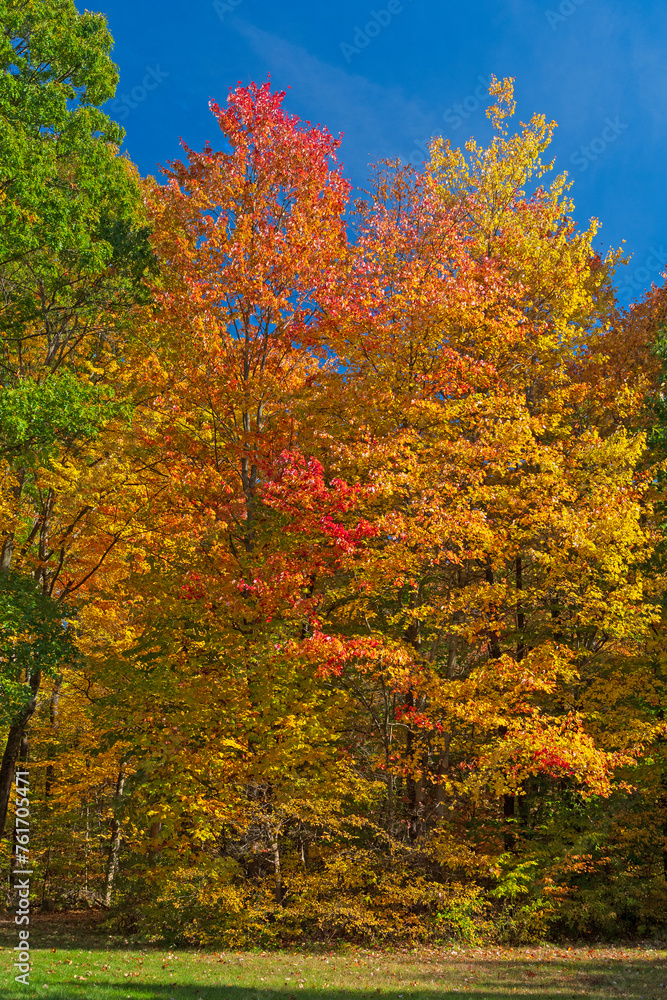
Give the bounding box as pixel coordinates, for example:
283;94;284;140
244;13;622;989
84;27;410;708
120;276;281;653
8;735;29;890
44;675;62;800
434;734;451;820
411;767;425;841
447;633;458;678
0;670;40;840
501;556;526;847
104;765;126;908
385;771;394;830
296;825;308;871
661;768;667;880
0;470;25;574
269;827;283;904
148;821;162;862
0;535;13;572
516;555;526;662
503;793;516;851
40;678;61;909
405;690;421;841
485;563;502;659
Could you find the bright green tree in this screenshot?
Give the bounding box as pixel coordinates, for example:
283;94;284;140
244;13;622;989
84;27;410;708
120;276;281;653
0;0;154;839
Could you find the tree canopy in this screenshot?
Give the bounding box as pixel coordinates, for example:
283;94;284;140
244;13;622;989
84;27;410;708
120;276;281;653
0;11;666;945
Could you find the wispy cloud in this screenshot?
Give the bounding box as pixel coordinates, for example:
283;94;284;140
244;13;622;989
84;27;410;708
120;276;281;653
232;21;438;183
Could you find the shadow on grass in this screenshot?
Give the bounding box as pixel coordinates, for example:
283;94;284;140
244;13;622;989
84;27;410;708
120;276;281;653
0;990;619;1000
2;913;666;1000
0;911;149;951
2;961;664;1000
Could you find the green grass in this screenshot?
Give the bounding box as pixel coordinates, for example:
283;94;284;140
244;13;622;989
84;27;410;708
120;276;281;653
0;914;666;999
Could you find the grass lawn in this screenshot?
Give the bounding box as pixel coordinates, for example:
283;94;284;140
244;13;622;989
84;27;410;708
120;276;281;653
0;913;665;999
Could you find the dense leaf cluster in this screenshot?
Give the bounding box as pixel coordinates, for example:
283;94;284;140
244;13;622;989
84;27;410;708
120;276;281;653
0;7;666;947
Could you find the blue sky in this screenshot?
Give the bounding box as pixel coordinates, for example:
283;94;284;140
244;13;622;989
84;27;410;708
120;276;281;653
99;0;667;303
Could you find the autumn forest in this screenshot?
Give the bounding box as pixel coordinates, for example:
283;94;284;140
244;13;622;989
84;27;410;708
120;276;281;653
1;0;667;948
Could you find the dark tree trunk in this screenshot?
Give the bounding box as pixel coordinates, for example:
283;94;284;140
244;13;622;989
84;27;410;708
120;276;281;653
405;690;423;841
0;670;40;840
661;767;667;880
503;793;516;851
8;735;29;889
485;564;502;659
516;555;526;662
434;734;451;820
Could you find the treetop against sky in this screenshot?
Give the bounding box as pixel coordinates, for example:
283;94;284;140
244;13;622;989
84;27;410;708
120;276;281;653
100;0;667;303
